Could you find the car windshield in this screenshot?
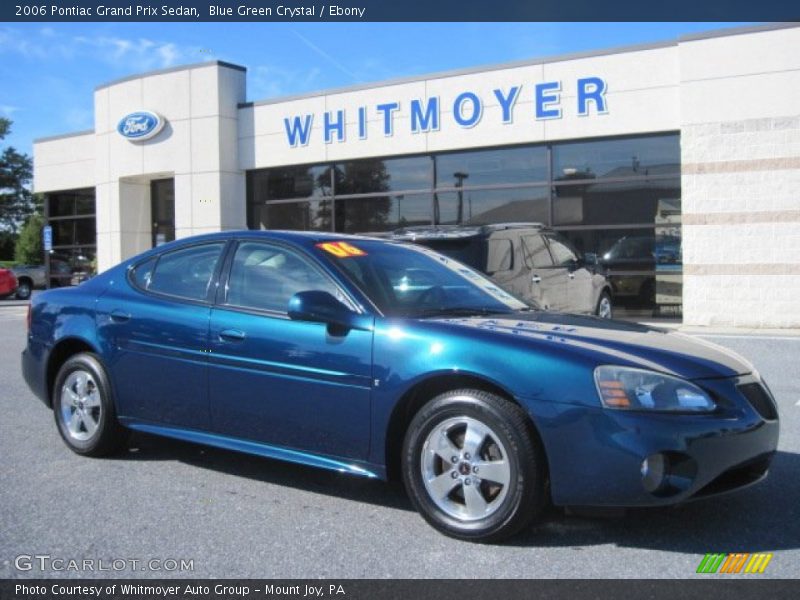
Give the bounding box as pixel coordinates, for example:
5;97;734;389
316;239;529;318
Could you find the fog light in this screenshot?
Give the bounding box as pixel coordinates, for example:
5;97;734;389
641;453;667;493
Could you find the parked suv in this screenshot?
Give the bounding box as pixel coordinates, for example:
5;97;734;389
391;223;613;318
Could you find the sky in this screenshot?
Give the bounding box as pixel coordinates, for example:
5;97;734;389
0;22;757;155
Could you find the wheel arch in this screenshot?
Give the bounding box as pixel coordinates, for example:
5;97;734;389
384;372;549;484
45;337;100;407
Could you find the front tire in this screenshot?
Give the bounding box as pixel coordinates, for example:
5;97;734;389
53;353;127;456
402;389;545;542
595;291;613;319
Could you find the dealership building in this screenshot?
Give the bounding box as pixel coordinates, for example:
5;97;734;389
33;23;799;327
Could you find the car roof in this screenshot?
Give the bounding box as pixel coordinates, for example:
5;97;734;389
143;229;394;251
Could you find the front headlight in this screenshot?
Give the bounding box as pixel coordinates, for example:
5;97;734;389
594;366;716;412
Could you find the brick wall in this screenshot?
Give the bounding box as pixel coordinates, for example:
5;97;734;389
681;116;800;327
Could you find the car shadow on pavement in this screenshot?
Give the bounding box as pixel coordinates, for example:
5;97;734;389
513;449;800;551
115;432;799;550
117;431;415;512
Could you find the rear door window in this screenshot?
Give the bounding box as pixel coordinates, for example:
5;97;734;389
142;243;225;301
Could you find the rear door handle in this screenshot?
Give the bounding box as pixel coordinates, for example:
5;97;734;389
219;328;247;342
531;275;542;284
110;310;131;322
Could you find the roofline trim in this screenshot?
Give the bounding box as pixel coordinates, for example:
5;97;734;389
33;129;94;144
95;60;246;91
679;21;798;42
239;40;676;108
239;22;797;110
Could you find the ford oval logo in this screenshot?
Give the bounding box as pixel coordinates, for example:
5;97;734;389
117;110;165;141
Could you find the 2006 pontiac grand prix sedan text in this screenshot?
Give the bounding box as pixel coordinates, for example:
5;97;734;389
22;231;779;541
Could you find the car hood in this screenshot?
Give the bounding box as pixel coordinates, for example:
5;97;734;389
428;311;753;380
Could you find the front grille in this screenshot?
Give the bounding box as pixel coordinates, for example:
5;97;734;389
738;382;778;421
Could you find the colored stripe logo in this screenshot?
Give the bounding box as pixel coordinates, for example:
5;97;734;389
696;553;773;574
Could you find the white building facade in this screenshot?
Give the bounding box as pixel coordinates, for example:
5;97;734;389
33;23;800;327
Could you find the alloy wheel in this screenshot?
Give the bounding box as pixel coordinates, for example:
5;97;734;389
420;416;511;521
59;370;102;441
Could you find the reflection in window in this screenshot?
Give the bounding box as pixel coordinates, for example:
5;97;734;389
336;194;432;234
553;135;679;181
435;187;549;226
48;248;97;288
248;165;331;202
435;146;548;187
552;178;680;226
147;243;225;301
226;242;341;312
250;199;334;231
334;156;431;195
45;188;97;288
558;227;682;315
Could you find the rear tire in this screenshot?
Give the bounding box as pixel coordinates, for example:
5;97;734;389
53;353;128;457
402;389;545;542
16;279;32;300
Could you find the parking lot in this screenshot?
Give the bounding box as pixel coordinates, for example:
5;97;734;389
1;301;798;579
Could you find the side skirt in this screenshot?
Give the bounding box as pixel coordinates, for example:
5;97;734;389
119;418;384;480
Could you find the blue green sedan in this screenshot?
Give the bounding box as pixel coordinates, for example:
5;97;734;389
22;231;779;542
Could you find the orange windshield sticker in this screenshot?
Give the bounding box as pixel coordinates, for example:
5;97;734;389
316;241;367;257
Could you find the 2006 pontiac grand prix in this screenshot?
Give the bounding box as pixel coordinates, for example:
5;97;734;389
22;231;779;542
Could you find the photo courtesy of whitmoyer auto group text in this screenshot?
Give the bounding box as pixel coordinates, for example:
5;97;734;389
0;0;798;598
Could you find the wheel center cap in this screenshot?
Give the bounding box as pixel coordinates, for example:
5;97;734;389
458;461;472;476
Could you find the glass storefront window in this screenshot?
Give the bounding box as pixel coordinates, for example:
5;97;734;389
435;146;548;188
244;133;681;317
557;226;682;316
552;178;680;227
336;194;432;234
45;187;97;288
250;199;334;231
48;248;96;287
249;165;331;202
553;135;679;181
435;187;549;226
335;156;432;195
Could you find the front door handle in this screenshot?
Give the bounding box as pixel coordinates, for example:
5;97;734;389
219;328;247;342
531;275;542;284
110;310;131;322
568;272;575;279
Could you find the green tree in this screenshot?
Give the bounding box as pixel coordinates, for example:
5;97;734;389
0;118;35;233
14;213;44;265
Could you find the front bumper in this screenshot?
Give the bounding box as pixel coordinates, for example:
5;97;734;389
528;374;779;507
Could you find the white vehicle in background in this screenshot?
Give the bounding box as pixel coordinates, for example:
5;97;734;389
391;223;614;318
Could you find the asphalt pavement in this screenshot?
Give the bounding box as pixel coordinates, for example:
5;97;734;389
1;302;798;578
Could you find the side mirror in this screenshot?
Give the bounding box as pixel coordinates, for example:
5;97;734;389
287;291;371;332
